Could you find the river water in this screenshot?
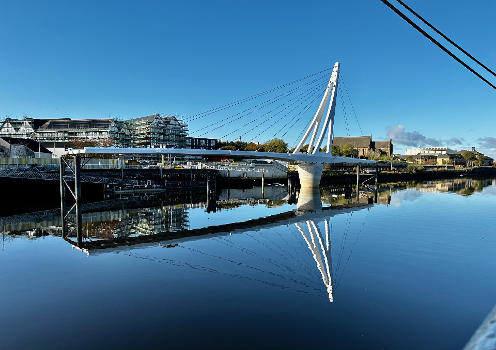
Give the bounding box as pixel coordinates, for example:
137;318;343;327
1;178;495;348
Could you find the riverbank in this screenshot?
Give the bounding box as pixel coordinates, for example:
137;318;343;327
318;166;496;185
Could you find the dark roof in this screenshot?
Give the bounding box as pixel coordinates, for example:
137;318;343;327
129;114;160;123
33;119;51;129
332;136;372;148
0;137;51;153
374;141;392;148
1;117;85;130
128;114;184;124
38;119;113;130
28;118;73;129
438;153;463;158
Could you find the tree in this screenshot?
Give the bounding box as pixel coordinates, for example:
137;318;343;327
477;153;485;166
232;141;248;151
216;140;248;151
405;164;424;173
245;142;260;151
341;143;358;158
331;145;342;156
262;138;288;153
460;150;476;167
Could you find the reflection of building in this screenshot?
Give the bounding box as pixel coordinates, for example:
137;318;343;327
218;186;287;202
76;205;191;239
332;136;393;157
0;201;202;236
123;206;189;237
414;179;491;195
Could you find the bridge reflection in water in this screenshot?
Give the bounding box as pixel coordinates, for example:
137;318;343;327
0;184;374;302
2;179;492;303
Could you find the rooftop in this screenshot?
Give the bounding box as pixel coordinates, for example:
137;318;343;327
0;137;51;153
332;136;372;148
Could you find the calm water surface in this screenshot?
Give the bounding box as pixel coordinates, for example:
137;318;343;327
1;179;496;348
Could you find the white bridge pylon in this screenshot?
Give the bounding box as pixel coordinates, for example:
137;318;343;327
295;219;333;302
293;62;340;155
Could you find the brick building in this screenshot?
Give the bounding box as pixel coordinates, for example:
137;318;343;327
332;136;393;157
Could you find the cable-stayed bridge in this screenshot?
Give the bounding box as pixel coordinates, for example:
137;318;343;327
59;62;376;243
70;62;375;189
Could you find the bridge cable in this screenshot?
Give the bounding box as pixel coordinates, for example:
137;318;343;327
334;212;353;277
288;91;328;149
379;0;496;90
274;85;327;142
252;83;325;142
251;84;326;143
123;251;320;296
192;73;327;136
340;75;364;136
334;209;371;291
215;76;328;140
241;83;327;143
214;236;316;284
339;90;351;137
186;68;330;122
180;244;321;292
186;66;333;121
192;73;329;137
219;97;294;140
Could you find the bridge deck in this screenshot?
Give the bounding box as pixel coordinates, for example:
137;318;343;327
75;147;376;166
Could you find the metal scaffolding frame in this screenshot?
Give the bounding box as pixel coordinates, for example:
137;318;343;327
59;155;87;246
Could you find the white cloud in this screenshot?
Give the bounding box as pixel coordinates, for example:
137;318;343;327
478;137;496;159
386;125;463;148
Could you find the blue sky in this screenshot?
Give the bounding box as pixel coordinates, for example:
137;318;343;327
0;0;494;155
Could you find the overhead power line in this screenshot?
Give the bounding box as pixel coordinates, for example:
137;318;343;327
379;0;496;90
395;0;496;78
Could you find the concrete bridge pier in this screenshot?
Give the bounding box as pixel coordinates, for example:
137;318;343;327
297;162;323;212
297;162;323;189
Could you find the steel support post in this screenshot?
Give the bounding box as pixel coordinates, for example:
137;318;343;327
74;155;82;246
59;159;67;238
261;170;265;199
375;165;378;186
356;165;360;200
206;173;210;196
